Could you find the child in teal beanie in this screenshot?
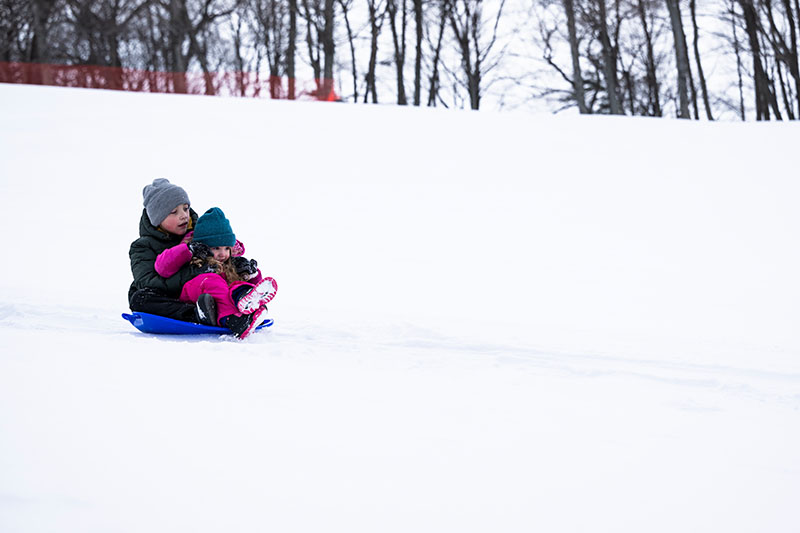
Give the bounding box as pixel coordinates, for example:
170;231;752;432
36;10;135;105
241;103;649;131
154;207;277;339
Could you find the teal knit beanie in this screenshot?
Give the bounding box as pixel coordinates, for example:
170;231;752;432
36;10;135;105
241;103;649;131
193;207;236;247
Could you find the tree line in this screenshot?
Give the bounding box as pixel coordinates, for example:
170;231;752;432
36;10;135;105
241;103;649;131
1;0;798;119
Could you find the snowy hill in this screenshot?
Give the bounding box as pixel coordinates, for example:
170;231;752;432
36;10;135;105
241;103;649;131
1;83;799;532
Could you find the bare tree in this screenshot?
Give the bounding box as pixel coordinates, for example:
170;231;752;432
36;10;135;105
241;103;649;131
300;0;323;84
666;0;691;117
231;11;250;95
387;0;409;104
29;0;58;65
564;0;588;112
761;0;800;117
364;0;386;102
689;0;713;119
635;0;662;116
595;0;623;113
298;0;335;98
288;0;297;98
249;0;289;97
147;0;239;93
338;0;358;101
321;0;335;98
724;0;748;119
448;0;507;110
4;0;800;118
426;0;450;106
739;0;776;118
412;0;424;104
0;0;29;62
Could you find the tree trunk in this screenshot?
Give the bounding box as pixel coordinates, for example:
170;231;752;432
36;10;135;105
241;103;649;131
169;0;188;93
198;45;215;96
365;0;384;103
388;0;408;105
468;70;480;109
302;0;321;82
449;1;475;108
413;0;423;105
730;0;746;119
30;0;56;85
29;0;53;63
779;0;800;116
762;0;793;117
635;0;660;115
740;0;772;119
288;0;297;100
690;0;713;119
427;0;449;106
666;0;691;118
775;59;795;118
596;0;622;114
321;0;335;100
623;68;636;114
564;0;588;113
339;0;358;102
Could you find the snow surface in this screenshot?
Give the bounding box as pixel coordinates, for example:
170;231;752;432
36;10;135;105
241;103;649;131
1;83;799;532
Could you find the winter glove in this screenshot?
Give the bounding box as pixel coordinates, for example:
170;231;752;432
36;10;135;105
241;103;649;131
232;257;259;280
187;241;211;260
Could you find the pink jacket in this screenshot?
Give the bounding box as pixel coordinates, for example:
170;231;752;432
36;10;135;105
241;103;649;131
154;231;249;278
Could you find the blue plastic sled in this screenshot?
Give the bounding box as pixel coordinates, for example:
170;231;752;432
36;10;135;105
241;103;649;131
122;312;273;335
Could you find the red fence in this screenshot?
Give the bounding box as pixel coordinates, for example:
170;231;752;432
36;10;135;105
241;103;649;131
0;61;338;101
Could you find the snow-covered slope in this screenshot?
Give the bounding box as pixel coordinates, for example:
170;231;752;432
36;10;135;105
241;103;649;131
1;83;799;532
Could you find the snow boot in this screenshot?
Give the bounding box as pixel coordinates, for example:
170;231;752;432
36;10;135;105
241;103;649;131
195;293;217;326
236;277;278;314
224;306;268;339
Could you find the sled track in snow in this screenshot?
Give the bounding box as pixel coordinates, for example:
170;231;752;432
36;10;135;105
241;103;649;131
3;300;799;410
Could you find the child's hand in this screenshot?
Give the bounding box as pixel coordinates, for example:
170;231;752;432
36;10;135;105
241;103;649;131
233;257;259;279
188;241;211;260
232;240;245;257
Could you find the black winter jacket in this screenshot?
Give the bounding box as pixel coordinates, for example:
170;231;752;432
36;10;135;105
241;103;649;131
128;208;199;303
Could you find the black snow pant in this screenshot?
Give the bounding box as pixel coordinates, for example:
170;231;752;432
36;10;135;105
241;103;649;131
129;288;197;322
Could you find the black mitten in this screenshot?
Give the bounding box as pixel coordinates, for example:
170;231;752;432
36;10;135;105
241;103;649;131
188;241;211;260
232;256;259;278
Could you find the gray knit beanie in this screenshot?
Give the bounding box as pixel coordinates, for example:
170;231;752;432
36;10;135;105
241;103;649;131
142;178;190;226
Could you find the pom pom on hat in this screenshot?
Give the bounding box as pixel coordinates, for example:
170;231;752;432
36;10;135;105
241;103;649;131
193;207;236;248
143;178;190;226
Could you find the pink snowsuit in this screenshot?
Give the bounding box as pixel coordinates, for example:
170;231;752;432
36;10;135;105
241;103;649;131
154;239;262;325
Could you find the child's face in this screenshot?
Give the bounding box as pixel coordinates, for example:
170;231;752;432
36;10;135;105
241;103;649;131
210;246;231;262
160;204;191;235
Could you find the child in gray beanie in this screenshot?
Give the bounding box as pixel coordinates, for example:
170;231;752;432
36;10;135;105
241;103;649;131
143;178;191;227
128;179;217;325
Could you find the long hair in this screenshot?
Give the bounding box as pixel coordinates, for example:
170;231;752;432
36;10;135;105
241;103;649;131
191;256;246;284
